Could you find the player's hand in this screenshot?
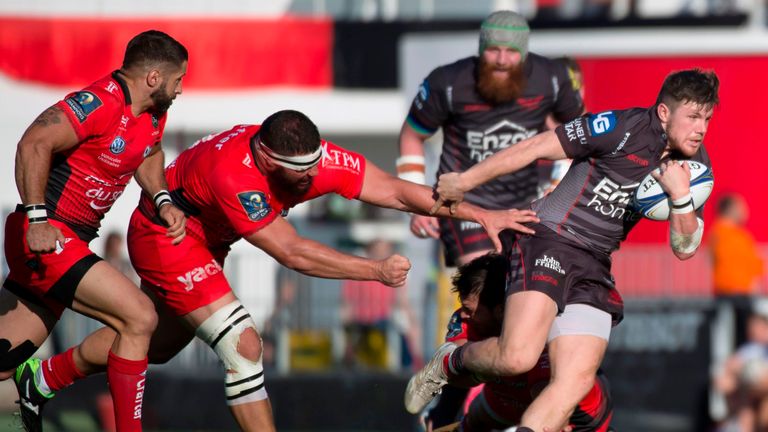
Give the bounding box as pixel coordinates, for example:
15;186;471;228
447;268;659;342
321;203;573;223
159;204;187;245
376;254;411;287
651;160;691;201
430;172;467;215
26;222;65;254
476;209;539;252
410;214;440;239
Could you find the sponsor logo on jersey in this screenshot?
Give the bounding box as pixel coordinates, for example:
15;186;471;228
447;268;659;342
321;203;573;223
110;136;126;154
177;259;223;291
460;221;482;231
626;154;649;166
466;120;537;163
86;187;123;211
321;143;361;173
133;374;146;419
516;95;543;111
151;114;159;129
214;127;248;151
534;255;565;275
611;133;631;154
64;91;103;123
414;80;429;110
563;119;588;145
531;271;559;286
143;146;153;158
464;104;491;112
238;191;271;221
587;177;641;221
588;111;616;136
105;81;119;94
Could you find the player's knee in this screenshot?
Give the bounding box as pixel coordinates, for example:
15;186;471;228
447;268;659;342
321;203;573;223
196;300;268;405
552;370;596;401
496;346;539;375
236;326;263;362
119;298;158;338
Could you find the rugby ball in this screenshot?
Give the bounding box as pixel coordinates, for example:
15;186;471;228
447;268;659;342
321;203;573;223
633;160;714;221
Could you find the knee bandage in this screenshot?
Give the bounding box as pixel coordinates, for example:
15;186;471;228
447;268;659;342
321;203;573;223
195;300;267;405
670;217;704;254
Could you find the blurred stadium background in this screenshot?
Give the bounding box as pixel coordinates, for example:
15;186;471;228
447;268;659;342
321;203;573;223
1;0;767;430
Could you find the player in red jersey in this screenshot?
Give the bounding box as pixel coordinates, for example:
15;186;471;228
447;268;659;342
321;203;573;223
0;30;188;432
433;254;613;432
30;110;539;431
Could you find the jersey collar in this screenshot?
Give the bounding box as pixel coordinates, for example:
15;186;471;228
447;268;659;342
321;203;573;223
111;70;132;105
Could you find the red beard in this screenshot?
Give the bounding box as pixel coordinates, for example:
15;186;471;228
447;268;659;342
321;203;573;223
476;59;527;105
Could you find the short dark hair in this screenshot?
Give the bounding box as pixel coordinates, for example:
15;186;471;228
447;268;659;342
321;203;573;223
452;253;508;309
122;30;188;71
259;110;321;155
656;68;719;110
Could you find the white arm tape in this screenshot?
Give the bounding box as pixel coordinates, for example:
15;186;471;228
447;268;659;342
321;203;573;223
398;170;427;184
670;217;704;254
396;155;426;166
396;155;427;184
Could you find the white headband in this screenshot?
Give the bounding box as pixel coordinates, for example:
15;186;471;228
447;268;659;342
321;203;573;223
258;139;322;171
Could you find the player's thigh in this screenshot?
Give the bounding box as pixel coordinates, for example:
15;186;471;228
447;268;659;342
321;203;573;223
71;261;155;332
498;290;557;369
0;288;58;376
548;333;608;388
141;286;193;363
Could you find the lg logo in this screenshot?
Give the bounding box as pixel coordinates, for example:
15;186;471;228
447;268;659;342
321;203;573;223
590;111;616;135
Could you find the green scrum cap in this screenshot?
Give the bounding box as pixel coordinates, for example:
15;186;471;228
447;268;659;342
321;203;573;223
479;10;530;60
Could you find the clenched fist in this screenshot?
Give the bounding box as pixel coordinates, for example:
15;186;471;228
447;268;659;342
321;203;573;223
376;254;411;287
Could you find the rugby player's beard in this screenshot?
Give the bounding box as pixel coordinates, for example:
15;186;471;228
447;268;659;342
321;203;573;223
272;168;314;196
149;84;175;115
476;59;527;105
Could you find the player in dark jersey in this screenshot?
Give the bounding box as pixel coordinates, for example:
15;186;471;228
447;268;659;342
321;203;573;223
406;69;719;432
397;10;583;267
397;10;584;428
28;110;539;432
0;31;188;432
437;254;613;432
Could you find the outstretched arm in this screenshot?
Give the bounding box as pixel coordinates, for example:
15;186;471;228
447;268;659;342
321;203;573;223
246;216;411;287
433;130;567;212
357;162;539;251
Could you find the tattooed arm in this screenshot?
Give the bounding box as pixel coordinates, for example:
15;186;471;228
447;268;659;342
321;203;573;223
15;105;79;253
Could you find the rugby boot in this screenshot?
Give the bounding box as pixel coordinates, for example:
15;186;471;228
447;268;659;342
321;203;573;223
405;341;456;414
14;358;54;432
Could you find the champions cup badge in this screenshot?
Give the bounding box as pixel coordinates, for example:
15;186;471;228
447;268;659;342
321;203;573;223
237;191;271;221
110;136;126;154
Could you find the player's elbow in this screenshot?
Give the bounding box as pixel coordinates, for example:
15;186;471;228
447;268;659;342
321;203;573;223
673;249;697;261
277;246;314;274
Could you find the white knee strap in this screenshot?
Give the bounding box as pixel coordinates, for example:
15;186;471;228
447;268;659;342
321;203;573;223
195;300;268;405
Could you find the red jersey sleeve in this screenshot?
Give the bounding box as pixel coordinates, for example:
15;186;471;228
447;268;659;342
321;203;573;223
208;167;279;238
56;86;121;142
314;141;366;199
